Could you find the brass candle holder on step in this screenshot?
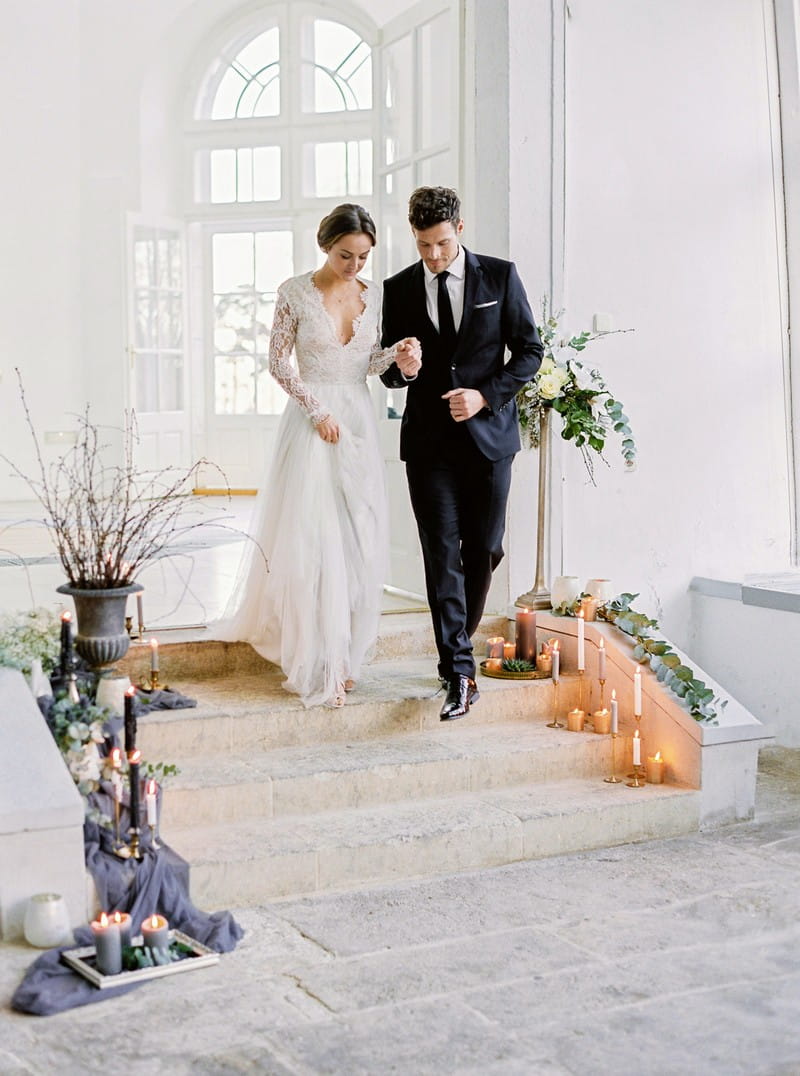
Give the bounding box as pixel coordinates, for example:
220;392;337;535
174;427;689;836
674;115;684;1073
604;732;621;783
546;681;564;728
627;715;646;788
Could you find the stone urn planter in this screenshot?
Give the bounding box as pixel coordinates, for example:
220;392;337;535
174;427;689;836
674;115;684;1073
56;582;143;673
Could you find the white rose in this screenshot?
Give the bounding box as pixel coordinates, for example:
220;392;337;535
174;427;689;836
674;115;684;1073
537;372;565;400
538;356;556;376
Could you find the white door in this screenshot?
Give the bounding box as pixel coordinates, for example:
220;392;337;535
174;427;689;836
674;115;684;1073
127;218;191;470
375;0;460;598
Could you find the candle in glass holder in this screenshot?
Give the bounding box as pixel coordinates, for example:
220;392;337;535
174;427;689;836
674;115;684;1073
598;638;606;680
646;751;665;784
485;657;502;672
579;596;598;622
141;913;169;952
486;636;504;660
112;910;132;947
90;912;122;976
515;608;536;664
536;647;553;674
592;709;611;734
503;642;516;661
567;708;585;732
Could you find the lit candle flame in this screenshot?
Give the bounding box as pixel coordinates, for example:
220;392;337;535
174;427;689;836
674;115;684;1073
125;685;136;697
552;640;559;651
99;912;109;928
577;609;584;619
110;747;122;768
150;639;158;651
128;748;142;765
147;779;157;796
149;914;160;929
654;751;662;761
633;730;640;739
61;610;71;622
113;911;124;925
599;638;605;649
611;688;617;700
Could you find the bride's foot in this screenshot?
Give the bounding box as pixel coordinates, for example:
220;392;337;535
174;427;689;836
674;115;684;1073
344;679;356;692
325;684;346;708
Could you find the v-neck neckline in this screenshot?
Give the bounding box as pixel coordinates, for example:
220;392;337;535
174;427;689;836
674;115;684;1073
310;272;368;348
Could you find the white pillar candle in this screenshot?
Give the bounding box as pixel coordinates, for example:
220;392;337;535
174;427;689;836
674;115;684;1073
632;730;641;766
634;666;642;715
610;690;618;734
576;610;585;670
90;912;122;976
598;639;606;680
486;636;504;659
141;913;169;952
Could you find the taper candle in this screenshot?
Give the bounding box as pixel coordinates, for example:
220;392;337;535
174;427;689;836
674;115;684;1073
598;638;606;680
124;686;137;754
145;779;158;826
577;610;585;671
128;748;142;832
60;611;74;674
552;643;560;684
610;689;618;734
632;729;641;766
515;608;537;664
634;666;642;716
136;594;144;631
90;912;121;976
150;638;159;673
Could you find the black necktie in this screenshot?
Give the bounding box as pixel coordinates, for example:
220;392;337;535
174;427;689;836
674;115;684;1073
437;271;457;353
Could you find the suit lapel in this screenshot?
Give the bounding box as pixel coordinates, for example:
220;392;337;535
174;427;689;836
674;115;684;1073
455;249;482;355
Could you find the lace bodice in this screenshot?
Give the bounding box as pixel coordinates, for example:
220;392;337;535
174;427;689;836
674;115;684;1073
269;271;398;424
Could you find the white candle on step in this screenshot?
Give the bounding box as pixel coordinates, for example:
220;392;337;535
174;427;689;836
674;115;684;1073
610;689;618;734
633;666;642;716
598;638;606;680
552;643;560;684
577;610;585;671
632;729;641;766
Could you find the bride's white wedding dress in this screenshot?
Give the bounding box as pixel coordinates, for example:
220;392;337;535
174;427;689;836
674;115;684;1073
219;271;400;707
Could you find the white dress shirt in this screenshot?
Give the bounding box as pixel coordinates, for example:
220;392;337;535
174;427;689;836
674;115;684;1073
422;246;466;333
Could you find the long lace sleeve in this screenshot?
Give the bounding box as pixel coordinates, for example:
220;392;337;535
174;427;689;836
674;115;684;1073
268;292;330;424
367;338;400;376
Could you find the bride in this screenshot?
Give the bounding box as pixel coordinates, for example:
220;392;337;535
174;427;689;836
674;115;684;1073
219;204;421;707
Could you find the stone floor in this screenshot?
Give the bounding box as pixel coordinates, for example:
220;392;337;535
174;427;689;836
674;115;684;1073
1;746;798;1075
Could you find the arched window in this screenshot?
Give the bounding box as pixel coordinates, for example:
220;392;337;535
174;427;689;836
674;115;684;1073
187;6;376;421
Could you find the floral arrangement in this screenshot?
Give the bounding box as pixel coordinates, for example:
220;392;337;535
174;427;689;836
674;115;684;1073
517;298;636;481
0;607;60;676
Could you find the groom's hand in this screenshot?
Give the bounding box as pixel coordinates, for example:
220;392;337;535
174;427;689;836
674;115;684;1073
442;387;487;422
395;338;422;379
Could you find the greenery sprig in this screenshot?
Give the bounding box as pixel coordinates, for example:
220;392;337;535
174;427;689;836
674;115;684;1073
552;592;726;725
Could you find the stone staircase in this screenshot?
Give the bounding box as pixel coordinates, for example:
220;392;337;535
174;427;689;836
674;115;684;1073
123;614;700;909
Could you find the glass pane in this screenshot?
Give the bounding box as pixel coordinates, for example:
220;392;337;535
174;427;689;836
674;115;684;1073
135;291;157;349
303;141;372;197
135;352;159;412
212;233;254;292
237;148;253;203
254;231;293;292
417;151;455;188
383;166;414;276
211;28;280;119
383;34;413;162
255;293;275;352
301;18;372;113
215;353;256;414
160;354;184;411
256;358;288;415
134;236;155;287
211;149;237;203
253;147;281;201
214;292;255;354
167;237;181;288
419;13;451;149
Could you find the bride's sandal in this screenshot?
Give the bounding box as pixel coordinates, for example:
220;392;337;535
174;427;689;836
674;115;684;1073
344;679;356;693
325;683;346;708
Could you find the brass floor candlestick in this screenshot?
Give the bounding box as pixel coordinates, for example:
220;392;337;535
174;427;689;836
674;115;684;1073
604;732;621;783
546;681;564;728
627;714;645;787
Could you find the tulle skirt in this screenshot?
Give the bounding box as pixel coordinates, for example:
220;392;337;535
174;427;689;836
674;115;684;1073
217;382;388;707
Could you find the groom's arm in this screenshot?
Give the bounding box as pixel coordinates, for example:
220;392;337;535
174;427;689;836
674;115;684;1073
477;262;543;413
380;278;412;388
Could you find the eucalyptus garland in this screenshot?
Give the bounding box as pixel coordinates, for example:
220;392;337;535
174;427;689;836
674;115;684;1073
552;592;726;725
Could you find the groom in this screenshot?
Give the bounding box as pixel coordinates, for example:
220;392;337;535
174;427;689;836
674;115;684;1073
381;186;542;720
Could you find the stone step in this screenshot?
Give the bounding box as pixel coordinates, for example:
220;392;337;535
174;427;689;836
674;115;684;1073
118;612;510;683
159;721;620;829
166;779;700;906
136;658;581;758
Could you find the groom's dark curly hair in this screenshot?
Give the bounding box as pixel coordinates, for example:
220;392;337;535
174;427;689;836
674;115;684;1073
408;186;461;230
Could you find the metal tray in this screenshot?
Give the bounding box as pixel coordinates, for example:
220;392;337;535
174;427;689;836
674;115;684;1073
479;660;552;681
60;929;220;989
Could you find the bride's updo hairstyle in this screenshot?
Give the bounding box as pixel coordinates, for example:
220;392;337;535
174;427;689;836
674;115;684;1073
317;204;377;251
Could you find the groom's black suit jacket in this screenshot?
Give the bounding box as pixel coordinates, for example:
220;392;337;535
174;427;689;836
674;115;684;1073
380;247;543;461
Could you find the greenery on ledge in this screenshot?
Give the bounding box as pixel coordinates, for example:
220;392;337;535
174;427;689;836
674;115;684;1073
552;592;726;725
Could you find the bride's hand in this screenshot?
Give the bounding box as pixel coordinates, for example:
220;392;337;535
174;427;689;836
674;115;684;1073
315;415;340;444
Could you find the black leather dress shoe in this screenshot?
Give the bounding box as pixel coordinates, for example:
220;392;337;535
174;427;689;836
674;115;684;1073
439;676;480;721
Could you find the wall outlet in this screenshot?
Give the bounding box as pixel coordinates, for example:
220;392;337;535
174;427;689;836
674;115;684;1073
593;313;613;333
44;431;78;445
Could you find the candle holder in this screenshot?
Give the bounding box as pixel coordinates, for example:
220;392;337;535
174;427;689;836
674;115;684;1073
598;678;606;713
125;616;133;637
626;714;646;787
546;682;564;728
65;671;81;705
604;732;621;783
128;827;142;860
138;620;145;640
149;670;160;692
149;823;161;851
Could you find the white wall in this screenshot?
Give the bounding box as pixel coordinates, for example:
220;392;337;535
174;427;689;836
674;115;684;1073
505;0;792;652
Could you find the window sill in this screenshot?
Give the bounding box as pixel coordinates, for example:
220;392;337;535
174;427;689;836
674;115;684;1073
690;573;800;614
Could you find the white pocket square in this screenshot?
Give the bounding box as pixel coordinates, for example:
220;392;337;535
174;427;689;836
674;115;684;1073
475;300;498;309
